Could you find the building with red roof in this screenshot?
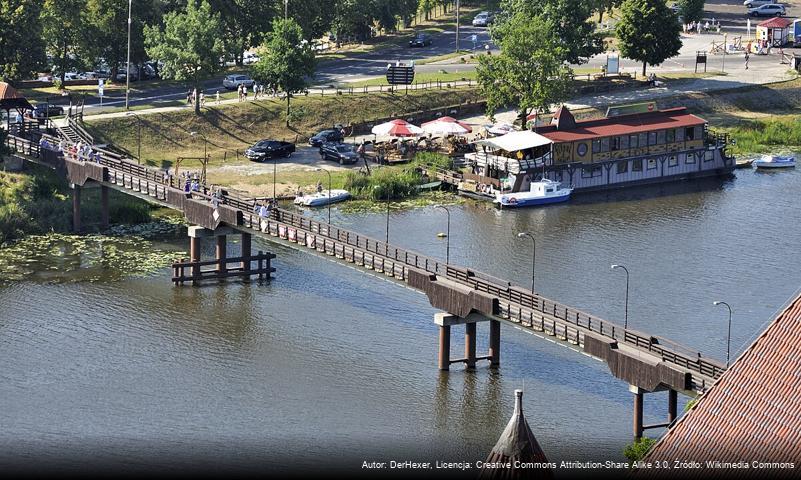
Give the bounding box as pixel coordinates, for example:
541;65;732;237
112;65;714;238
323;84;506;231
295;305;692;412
756;17;793;47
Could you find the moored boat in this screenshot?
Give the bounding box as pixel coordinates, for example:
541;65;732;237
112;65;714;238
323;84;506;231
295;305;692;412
494;179;572;208
293;189;350;207
753;155;795;169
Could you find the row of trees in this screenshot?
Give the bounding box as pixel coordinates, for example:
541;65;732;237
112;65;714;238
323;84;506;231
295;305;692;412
479;0;684;123
0;0;446;85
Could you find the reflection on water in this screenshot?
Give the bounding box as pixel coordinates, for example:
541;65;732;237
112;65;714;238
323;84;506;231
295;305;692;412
1;167;801;473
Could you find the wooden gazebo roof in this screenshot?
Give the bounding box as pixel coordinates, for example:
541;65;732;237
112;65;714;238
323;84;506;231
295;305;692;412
0;82;33;111
478;390;553;480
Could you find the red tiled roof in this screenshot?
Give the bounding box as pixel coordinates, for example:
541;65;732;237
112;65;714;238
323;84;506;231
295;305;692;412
536;107;706;143
641;291;801;471
758;17;792;28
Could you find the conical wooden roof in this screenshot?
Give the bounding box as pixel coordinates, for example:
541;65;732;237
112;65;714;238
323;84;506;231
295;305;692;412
551;105;576;131
478;389;553;480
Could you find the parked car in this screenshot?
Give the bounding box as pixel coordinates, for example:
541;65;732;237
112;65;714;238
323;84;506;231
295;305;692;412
244;139;296;161
223;74;256;90
243;51;260;65
472;11;494;26
319;142;359;165
409;33;432;47
744;0;775;8
32;103;64;119
115;67;139;82
748;3;785;15
308;128;344;147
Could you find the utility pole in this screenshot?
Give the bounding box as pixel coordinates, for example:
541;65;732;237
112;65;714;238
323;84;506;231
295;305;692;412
455;0;460;53
284;0;288;20
125;0;132;110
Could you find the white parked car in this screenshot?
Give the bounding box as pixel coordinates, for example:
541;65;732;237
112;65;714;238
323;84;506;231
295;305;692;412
243;52;260;65
748;3;786;15
222;74;255;90
744;0;775;8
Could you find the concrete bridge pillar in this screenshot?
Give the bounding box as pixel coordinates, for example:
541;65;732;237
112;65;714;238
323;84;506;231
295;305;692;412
668;389;678;423
240;232;252;275
190;235;201;285
71;185;81;233
434;312;497;371
100;185;109;230
216;235;227;275
631;385;644;440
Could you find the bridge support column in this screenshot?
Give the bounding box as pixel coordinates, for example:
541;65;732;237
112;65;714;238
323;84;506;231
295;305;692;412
240;232;252;275
438;325;451;371
216;235;227;275
668;389;678;423
489;320;500;368
631;385;644;440
71;185;81;233
100;185;109;230
465;322;477;369
190;235;201;285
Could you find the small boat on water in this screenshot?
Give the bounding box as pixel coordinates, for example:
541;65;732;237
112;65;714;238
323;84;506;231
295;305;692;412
494;179;572;208
293;189;350;207
753;155;795;169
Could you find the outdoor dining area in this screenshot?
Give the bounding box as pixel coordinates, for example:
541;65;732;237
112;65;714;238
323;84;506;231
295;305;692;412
367;116;476;163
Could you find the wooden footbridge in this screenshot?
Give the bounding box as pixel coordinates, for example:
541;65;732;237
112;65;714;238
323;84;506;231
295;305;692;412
6;125;727;440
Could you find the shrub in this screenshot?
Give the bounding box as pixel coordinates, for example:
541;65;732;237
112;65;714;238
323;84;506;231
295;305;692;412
623;437;657;462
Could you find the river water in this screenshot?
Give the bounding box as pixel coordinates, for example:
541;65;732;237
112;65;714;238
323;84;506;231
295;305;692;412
2;166;800;475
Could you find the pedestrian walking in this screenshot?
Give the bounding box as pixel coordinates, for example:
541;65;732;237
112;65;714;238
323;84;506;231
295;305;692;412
192;88;197;106
199;92;205;108
237;84;243;102
186;89;192;105
243;84;248;101
745;50;750;70
215;90;220;105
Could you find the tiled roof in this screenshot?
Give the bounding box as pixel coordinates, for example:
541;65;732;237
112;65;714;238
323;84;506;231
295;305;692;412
758;17;793;29
536;108;707;143
641;291;801;471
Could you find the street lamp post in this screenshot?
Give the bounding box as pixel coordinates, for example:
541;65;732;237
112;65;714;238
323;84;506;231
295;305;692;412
125;112;142;164
272;155;277;201
125;0;132;110
455;0;461;53
315;167;332;224
516;232;536;293
435;205;451;264
611;264;630;330
713;301;733;367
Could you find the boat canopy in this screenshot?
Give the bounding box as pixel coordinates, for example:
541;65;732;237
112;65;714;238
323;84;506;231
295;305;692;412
476;130;553;152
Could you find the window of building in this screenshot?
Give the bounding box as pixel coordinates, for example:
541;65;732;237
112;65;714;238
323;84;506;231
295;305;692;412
581;165;603;178
657;130;666;144
600;137;610;152
666;129;675;143
704;150;714;162
592;139;602;153
684;153;694;164
695;126;704;141
647;158;658;170
632;159;643;172
648;132;657;146
668;155;678;167
620;135;629;150
676;128;685;142
611;137;621;151
617;160;628;174
629;135;639;148
638;133;648;148
577;142;588;157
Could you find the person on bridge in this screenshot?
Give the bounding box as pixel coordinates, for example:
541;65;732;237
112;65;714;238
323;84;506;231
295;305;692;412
316;181;323;194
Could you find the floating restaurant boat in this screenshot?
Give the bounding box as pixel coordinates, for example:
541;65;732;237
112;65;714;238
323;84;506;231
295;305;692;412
494;178;572;208
753;155;795;169
293;189;350;207
457;104;734;198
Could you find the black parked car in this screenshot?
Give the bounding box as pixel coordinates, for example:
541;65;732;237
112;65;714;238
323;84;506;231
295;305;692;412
308;128;344;147
32;103;64;119
409;33;432;47
244;139;296;161
319;142;359;165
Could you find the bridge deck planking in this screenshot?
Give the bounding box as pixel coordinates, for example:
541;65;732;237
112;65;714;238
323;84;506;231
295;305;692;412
8;134;725;393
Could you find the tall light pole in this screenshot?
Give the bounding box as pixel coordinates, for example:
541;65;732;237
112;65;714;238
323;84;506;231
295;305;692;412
435;205;451;264
284;0;288;20
455;0;461;53
125;112;142;164
272;155;277;201
611;264;630;330
125;0;132;110
713;301;733;367
315;167;332;224
516;232;536;293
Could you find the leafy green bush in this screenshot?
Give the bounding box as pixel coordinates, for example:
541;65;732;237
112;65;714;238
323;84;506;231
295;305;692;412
623;437;657;462
413;151;452;170
343;167;422;201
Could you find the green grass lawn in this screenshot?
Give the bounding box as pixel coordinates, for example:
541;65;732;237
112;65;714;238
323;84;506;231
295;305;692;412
347;70;478;88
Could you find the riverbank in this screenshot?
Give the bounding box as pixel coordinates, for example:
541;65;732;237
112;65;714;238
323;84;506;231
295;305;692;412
0;164;153;245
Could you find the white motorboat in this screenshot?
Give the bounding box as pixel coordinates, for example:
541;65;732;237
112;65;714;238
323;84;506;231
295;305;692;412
753;155;795;169
494;179;572;208
293;189;350;207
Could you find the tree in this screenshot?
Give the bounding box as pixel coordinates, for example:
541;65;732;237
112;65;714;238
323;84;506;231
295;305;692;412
499;0;604;65
251;18;316;127
144;0;224;114
41;0;87;84
208;0;276;65
597;0;624;25
678;0;704;24
477;13;573;125
0;0;47;84
616;0;682;76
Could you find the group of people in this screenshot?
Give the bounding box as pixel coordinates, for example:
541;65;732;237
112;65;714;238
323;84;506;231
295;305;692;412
237;83;271;102
683;19;720;35
48;138;102;163
186;89;222;109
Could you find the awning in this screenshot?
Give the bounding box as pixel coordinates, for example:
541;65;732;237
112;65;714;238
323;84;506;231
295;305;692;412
476;130;552;152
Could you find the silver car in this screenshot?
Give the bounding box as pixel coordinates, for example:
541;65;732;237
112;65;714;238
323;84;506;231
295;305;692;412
748;3;785;15
743;0;775;8
222;74;255;90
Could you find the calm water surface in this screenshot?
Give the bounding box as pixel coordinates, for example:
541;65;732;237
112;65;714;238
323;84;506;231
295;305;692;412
1;166;800;475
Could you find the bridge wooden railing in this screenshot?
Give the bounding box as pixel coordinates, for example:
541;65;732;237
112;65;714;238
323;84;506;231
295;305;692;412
5;132;726;389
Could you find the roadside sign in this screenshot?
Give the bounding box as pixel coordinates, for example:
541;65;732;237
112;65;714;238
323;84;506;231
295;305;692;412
471;34;478;49
386;65;415;85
